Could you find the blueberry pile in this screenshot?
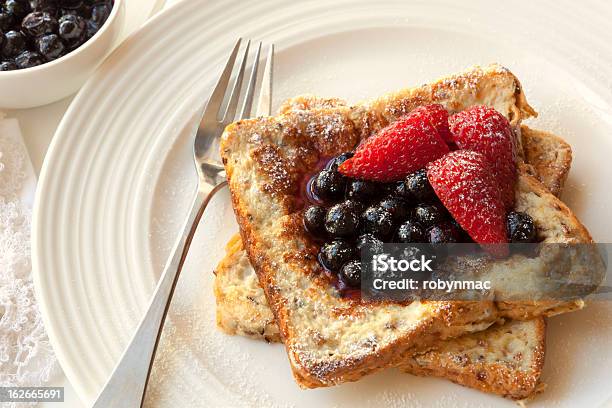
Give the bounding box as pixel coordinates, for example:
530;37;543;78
506;211;536;243
0;0;113;70
305;153;464;289
304;152;538;290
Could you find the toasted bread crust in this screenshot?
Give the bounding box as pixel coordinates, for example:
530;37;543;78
220;64;600;388
521;126;572;197
401;319;546;400
214;235;281;342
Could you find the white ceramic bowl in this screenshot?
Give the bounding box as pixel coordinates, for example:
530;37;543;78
0;0;125;109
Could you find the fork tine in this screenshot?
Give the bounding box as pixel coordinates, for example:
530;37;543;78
255;44;274;117
202;38;242;121
222;40;251;124
237;41;262;120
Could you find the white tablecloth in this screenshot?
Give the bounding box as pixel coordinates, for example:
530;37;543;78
4;1;178;406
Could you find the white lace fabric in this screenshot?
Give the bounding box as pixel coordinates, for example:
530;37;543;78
0;113;57;407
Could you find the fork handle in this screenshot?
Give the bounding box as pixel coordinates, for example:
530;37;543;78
91;182;227;408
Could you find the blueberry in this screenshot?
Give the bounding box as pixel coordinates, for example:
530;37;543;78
1;30;26;57
0;12;15;31
58;13;84;40
401;246;436;279
361;206;394;239
346;179;379;201
340;260;362;287
325;201;360;237
396;219;425;243
14;50;44;68
5;0;31;19
405;169;436;202
378;196;409;223
328;152;353;169
303;205;326;236
392;180;411;199
58;1;89;18
506;211;536;243
84;17;98;38
414;204;446;229
36;33;64;59
356;233;384;254
90;2;111;26
29;0;57;11
326;152;353;170
0;60;17;70
311;169;345;202
319;240;355;271
344;199;365;214
58;0;82;8
381;182;398;195
428;223;460;244
22;11;57;37
59;7;76;15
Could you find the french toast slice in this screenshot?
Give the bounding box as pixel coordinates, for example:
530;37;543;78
215;236;546;400
220;64;602;388
214;123;570;399
400;318;546;400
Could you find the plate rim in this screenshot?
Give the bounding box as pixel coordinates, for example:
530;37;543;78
31;0;181;400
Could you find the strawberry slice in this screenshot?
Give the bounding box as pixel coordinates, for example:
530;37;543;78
426;150;509;257
339;110;449;182
448;105;516;208
411;104;453;144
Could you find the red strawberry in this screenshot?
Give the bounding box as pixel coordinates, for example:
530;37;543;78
411;104;453;144
448;105;516;208
426;150;509;257
339;111;449;182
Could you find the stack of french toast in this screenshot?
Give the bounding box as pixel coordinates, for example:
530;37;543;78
213;64;603;401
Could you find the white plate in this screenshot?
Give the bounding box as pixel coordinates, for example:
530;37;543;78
33;0;612;406
120;0;166;42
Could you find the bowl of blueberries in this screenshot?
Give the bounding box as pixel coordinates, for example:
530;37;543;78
0;0;124;108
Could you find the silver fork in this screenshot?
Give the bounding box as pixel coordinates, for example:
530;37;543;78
91;38;274;408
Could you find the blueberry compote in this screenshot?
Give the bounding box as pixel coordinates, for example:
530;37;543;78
303;152;538;295
0;0;114;70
